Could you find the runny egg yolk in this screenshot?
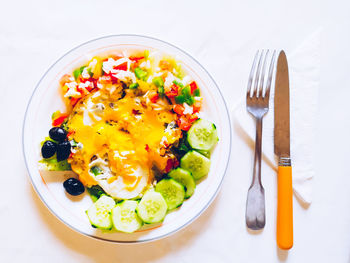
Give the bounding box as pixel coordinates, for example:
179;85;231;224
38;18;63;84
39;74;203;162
67;89;177;190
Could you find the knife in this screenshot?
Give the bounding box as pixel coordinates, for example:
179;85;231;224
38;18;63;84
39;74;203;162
274;50;293;250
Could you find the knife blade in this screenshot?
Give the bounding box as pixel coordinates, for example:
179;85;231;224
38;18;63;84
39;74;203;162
274;51;290;158
274;50;293;250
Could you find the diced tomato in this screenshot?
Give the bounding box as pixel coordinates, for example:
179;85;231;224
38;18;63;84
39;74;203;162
188;113;199;122
165;84;179;98
159;60;172;71
145;144;150;152
165;159;172;173
115;62;127;71
165;158;173;173
177;116;192;131
149;91;159;103
189;81;198;94
70;97;80;107
129;56;144;62
193;100;202;113
52;113;69;127
173;158;179;168
165;157;179;173
173;104;185;115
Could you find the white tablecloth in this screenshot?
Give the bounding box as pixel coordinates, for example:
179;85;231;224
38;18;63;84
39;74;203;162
1;0;350;262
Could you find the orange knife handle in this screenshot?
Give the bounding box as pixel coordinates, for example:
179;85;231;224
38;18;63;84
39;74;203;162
277;165;293;250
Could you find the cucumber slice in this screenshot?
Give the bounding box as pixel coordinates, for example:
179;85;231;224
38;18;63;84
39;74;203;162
155;179;185;210
180;151;211;180
86;195;115;230
197;149;210;158
111;200;143;233
187;119;218;151
168;168;196;198
136;191;167;224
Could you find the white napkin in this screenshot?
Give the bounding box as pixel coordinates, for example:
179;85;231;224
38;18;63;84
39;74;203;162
233;29;321;206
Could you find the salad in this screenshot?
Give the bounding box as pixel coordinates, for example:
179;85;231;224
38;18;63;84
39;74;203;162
39;50;218;233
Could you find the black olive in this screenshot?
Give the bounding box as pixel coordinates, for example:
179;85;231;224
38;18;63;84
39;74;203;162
49;127;67;142
63;178;85;196
41;140;57;158
56;141;71;161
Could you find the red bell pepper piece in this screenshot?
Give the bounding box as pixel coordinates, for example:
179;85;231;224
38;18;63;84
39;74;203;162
70;97;80;107
108;54;123;61
115;62;128;71
189;81;198;94
150;92;159;103
52;113;69;127
129;56;144;62
67;130;75;138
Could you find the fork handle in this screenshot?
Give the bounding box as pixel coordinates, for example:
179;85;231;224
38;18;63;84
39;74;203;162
252;118;263;185
277;164;293;250
245;118;266;230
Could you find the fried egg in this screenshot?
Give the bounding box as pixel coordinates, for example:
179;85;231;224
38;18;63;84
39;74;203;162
67;82;181;199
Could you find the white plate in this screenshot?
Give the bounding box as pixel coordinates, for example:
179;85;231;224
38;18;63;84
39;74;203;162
23;35;231;243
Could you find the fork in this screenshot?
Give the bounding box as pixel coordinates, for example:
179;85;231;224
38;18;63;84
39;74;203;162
245;50;276;230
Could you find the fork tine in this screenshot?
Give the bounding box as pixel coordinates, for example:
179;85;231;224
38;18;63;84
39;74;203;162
247;50;260;98
265;50;277;99
258;50;269;97
253;50;264;97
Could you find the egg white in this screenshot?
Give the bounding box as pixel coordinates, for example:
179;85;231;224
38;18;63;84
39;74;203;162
97;166;148;199
89;157;149;199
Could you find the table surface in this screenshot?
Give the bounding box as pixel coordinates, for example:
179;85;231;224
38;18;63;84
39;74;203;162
1;0;350;262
